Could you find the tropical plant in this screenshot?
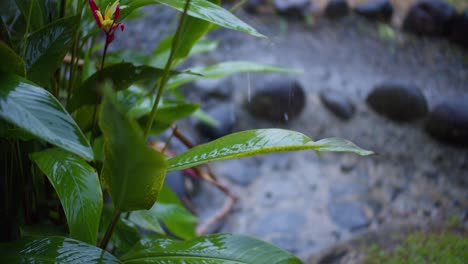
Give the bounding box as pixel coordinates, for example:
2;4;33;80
0;0;372;262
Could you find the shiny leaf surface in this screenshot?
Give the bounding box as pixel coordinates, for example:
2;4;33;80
167;61;301;90
24;16;78;87
0;236;120;263
121;233;302;263
0;72;93;160
168;129;373;171
99;88;168;212
0;41;25;76
154;0;265;38
30;148;102;245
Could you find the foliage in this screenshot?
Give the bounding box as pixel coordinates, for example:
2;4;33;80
0;0;372;263
365;231;468;263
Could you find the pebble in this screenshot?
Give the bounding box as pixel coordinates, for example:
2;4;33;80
366;82;428;122
273;0;311;19
448;10;468;49
403;0;457;36
328;200;370;231
195;103;236;140
354;0;393;21
319;90;355;120
425;97;468;147
324;0;349;19
245;78;306;122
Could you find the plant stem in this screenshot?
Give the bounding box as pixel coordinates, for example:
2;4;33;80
144;0;192;138
90;41;109;145
100;208;121;249
21;0;34;59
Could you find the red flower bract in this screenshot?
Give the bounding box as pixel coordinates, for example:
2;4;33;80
88;0;124;45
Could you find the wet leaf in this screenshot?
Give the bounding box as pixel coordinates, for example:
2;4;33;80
121;233;302;263
99;87;168;212
168;129;373;171
24;16;78;87
167;61;302;90
101;206;141;255
0;41;25;76
154;0;265;38
0;236;120;263
30;148;102;245
0;72;93;160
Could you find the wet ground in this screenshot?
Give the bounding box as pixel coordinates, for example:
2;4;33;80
117;4;468;261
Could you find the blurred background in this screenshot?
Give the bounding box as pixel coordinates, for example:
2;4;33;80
115;0;467;262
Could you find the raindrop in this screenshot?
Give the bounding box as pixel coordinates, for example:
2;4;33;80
247;72;251;103
284;112;289;121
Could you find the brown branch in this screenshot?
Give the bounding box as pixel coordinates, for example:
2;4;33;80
196;195;237;235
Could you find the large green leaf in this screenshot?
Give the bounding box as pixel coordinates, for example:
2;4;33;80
24;16;78;87
167;61;302;90
154;0;265;38
168;129;373;171
150;0;219;68
132;185;198;239
30;148;103;245
0;41;24;76
99;88;168;212
0;72;93;160
121;233;302;263
68;63;193;111
0;236;120;263
14;0;46;31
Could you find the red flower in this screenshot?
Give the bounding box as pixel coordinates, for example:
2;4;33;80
89;0;124;44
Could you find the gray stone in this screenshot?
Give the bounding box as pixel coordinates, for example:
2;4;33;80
324;0;349;19
251;210;306;236
366;83;428;122
245;78;306;122
196;103;236;140
328;201;370;231
354;0;393;21
193;77;232;100
273;0;311;20
320;90;355;120
425;97;468;147
403;0;457;36
329;183;369;199
213;159;260;186
449;10;468;49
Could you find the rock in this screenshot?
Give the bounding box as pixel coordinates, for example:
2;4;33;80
251;210;306;236
245;78;306;122
164;171;187;199
192;77;231;100
403;0;457;36
244;0;268;14
366;83;428;122
319;90;355;120
425;97;468;147
324;0;349;19
212;159;260;186
328;201;370;231
273;0;311;19
354;0;393;21
448;10;468;49
196;103;236;140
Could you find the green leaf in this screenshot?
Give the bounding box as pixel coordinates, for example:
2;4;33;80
152;201;198;240
150;0;219;68
30;148;103;245
121;233;302;263
68;63;188;112
0;72;93;160
24;16;78;87
168;129;373;171
131;185;198;239
14;0;46;31
0;236;120;263
101;206;142;255
167;61;302;90
154;0;265;38
0;41;25;76
99;87;168;212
